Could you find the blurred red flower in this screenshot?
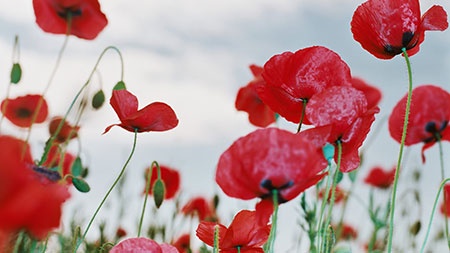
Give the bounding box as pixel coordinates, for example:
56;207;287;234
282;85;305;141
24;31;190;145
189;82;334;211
388;85;450;162
33;0;108;40
111;237;178;253
144;164;180;200
440;184;450;217
258;46;352;124
303;86;379;172
318;185;346;204
338;223;358;240
196;210;270;252
0;135;70;240
1;94;48;128
49;116;80;143
181;196;217;221
41;144;76;184
216;128;327;223
364;166;396;189
172;233;190;253
351;77;382;110
104;89;178;134
351;0;448;59
235;64;276;127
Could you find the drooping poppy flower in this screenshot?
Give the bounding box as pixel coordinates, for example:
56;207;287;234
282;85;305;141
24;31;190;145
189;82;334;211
235;64;276;127
1;94;48;128
388;85;450;162
258;46;352;124
0;135;70;239
49;116;80;143
318;185;346;204
440;184;450;217
196;210;270;253
351;0;448;59
181;196;217;221
364;166;396;189
104;89;178;134
216;128;327;223
144;164;180;200
351;77;382;110
172;233;190;253
110;237;178;253
303;86;379;172
33;0;108;40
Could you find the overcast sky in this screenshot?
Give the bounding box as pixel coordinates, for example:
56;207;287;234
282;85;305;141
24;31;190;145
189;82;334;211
2;0;450;251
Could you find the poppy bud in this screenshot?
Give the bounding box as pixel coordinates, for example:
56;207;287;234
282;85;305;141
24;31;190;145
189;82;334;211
92;89;105;109
10;63;22;84
153;179;165;208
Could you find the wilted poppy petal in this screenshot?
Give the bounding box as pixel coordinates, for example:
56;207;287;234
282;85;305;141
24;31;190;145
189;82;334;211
1;94;48;128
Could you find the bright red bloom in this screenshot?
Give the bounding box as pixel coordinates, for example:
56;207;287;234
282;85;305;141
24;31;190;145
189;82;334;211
364;166;396;189
0;135;70;239
216;128;327;223
104;89;178;134
351;0;448;59
181;196;217;221
440;184;450;217
144;164;180;200
303;86;379;172
110;237;178;253
196;210;270;253
1;94;48;128
49;116;80;143
235;65;276;127
351;77;382;110
172;233;190;253
258;46;352;124
318;185;346;204
33;0;108;40
388;85;450;162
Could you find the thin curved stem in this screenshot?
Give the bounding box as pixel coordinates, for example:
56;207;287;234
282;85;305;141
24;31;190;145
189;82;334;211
138;161;159;237
438;140;450;248
74;130;138;252
386;48;413;252
420;178;450;252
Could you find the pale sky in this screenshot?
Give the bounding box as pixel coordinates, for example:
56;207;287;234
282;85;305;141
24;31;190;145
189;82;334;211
1;0;450;251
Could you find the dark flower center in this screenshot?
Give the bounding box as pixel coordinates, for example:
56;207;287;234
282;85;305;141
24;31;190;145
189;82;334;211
15;107;32;118
57;6;83;19
259;179;293;203
423;121;448;143
32;165;62;182
384;31;418;55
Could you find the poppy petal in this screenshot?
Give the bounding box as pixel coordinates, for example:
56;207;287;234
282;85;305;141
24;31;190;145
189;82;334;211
196;222;227;247
110;89;139;121
421;5;448;31
124;102;179;132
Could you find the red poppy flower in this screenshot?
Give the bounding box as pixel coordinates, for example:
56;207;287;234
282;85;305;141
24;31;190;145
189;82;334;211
41;144;76;184
181;196;217;221
351;77;382;110
196;210;270;253
258;46;352;124
303;86;379;172
364;166;396;189
351;0;448;59
33;0;108;40
388;85;450;162
216;128;327;223
235;64;276;127
110;237;178;253
172;233;190;253
49;116;80;143
440;184;450;217
0;135;70;239
337;223;358;241
144;164;180;200
318;185;346;204
115;227;127;239
104;89;178;134
1;94;48;128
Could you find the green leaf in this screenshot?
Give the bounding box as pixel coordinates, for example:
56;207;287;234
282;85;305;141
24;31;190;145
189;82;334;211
72;177;91;193
91;90;105;109
348;170;357;182
71;157;83;177
113;81;126;90
10;63;22;84
153;179;165;208
336;171;344;184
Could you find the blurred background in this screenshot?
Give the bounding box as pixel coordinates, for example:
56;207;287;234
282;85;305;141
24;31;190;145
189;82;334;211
1;0;450;251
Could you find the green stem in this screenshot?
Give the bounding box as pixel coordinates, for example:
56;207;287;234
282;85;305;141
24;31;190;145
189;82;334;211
39;46;124;166
138;161;158;237
420;178;450;252
297;99;308;133
213;225;220;253
12;231;24;253
386;48;413;253
265;190;279;253
74;129;138;252
438;140;450;248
